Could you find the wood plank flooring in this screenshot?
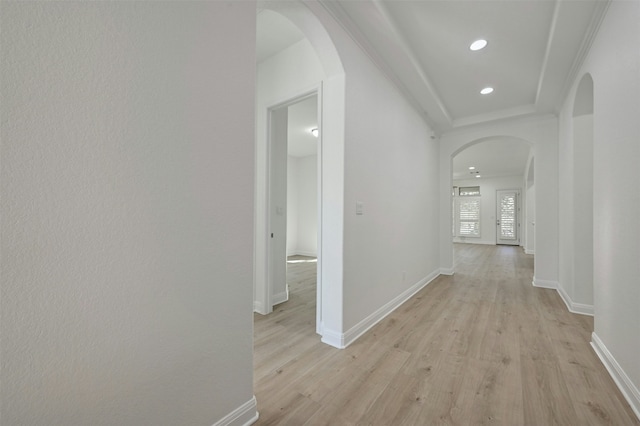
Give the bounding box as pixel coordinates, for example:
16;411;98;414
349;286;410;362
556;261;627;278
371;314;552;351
253;245;639;425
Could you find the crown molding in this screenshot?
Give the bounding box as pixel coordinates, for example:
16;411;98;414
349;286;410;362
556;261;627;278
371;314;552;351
317;0;439;131
553;0;611;114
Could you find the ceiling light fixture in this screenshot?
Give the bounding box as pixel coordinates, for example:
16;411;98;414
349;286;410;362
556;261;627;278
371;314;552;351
480;87;494;95
468;166;476;170
310;128;318;137
475;175;482;178
469;39;488;51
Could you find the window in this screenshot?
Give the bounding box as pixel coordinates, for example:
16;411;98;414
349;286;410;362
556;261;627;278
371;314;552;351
455;197;481;237
459;186;480;196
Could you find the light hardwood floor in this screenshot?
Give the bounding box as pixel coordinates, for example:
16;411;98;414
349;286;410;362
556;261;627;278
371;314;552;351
253;245;639;425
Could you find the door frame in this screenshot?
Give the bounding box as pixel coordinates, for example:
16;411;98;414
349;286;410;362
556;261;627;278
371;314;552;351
255;84;324;334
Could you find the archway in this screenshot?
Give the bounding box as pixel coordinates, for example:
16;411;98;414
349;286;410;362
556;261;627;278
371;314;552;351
451;137;532;247
439;121;560;288
254;2;346;344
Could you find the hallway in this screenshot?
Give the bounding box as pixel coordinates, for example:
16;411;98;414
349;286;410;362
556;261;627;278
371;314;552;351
253;244;639;425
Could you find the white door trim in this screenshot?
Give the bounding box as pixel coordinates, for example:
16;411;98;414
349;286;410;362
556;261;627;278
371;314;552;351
255;85;323;337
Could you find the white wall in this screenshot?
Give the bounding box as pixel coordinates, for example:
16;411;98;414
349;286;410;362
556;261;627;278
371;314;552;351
558;0;640;416
523;155;536;255
287;157;299;255
558;107;575;299
453;176;523;246
288;155;318;257
572;114;594;308
1;2;257;425
338;42;440;339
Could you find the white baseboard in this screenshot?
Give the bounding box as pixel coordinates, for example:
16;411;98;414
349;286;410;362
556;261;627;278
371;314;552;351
591;333;640;421
524;248;535;255
557;285;594;316
453;238;494;245
272;287;289;306
325;269;441;349
532;277;558;289
253;301;264;314
439;267;454;276
320;327;344;349
212;396;259;426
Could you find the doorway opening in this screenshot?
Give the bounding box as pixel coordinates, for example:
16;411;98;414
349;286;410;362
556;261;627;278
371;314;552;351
496;189;520;246
254;3;346;348
451;137;531;247
271;93;320;321
261;90;322;336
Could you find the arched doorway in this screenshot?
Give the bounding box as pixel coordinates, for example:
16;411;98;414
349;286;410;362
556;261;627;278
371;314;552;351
451;137;532;247
439;124;558;287
254;3;346;344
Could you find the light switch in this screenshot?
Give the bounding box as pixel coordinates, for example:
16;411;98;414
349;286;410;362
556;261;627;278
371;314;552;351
356;201;364;215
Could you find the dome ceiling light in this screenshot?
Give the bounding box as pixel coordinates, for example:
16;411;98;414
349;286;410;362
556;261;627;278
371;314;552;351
469;39;488;51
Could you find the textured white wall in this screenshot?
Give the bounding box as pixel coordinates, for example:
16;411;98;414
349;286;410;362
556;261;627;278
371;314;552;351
560;0;640;412
1;2;257;425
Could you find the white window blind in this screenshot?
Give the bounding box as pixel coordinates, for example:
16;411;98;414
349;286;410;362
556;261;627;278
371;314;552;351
457;197;481;237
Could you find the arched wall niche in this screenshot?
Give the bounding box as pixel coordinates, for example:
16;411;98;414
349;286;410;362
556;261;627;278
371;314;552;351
254;1;347;345
568;72;595;314
573;73;594;117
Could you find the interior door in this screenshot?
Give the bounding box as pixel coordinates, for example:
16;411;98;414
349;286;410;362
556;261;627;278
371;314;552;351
496;190;519;245
269;107;289;308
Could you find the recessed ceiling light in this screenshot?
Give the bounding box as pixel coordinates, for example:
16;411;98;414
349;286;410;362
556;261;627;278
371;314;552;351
468;166;476;170
470;39;488;51
480;87;494;95
475;175;482;178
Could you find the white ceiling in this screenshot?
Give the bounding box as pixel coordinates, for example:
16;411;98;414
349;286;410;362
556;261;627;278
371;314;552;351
256;9;305;63
256;0;607;175
287;95;318;157
452;138;531;181
323;0;607;132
